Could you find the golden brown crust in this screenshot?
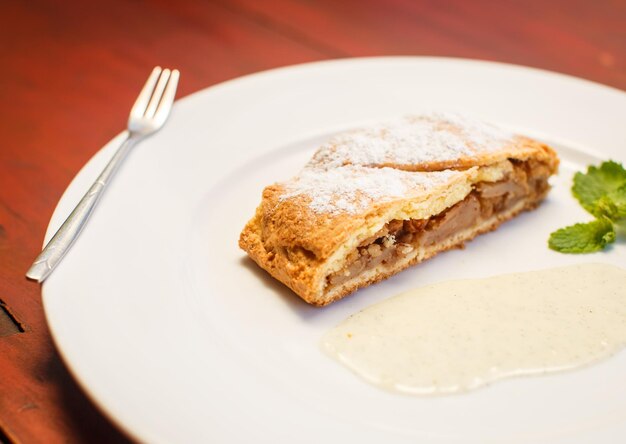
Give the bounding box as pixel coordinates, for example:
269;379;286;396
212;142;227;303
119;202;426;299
239;114;559;306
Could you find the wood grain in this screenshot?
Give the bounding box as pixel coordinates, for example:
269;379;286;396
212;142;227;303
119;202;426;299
0;0;624;441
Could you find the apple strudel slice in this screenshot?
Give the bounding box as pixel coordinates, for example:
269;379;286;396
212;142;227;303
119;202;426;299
239;113;559;306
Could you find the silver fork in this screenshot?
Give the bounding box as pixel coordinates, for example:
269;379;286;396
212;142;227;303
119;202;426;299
26;67;180;283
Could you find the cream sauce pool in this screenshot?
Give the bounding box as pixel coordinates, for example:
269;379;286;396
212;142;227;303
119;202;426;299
321;263;626;395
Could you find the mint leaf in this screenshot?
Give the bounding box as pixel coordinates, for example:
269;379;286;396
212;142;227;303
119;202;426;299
549;218;615;253
572;161;626;216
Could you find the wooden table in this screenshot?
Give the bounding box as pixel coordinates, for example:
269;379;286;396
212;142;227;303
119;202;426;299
1;0;624;442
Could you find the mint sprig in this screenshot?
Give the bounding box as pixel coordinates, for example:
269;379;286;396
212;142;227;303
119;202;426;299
549;161;626;254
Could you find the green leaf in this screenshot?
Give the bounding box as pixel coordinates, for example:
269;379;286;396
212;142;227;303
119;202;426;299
572;161;626;217
548;218;615;253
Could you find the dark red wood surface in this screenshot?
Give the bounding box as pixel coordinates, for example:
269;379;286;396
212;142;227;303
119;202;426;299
1;0;624;442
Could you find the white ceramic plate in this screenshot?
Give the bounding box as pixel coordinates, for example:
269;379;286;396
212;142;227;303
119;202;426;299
42;58;626;443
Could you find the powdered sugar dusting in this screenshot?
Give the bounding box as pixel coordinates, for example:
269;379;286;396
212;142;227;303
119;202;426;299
277;112;508;215
279;165;462;215
308;112;514;169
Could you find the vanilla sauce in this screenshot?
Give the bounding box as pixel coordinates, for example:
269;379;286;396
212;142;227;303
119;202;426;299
322;263;626;395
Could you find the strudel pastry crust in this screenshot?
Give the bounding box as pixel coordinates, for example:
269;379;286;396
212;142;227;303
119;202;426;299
239;113;559;306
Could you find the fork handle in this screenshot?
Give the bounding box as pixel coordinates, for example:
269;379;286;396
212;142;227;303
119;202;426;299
26;135;138;283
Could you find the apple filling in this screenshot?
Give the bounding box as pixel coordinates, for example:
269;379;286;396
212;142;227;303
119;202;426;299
325;159;552;289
